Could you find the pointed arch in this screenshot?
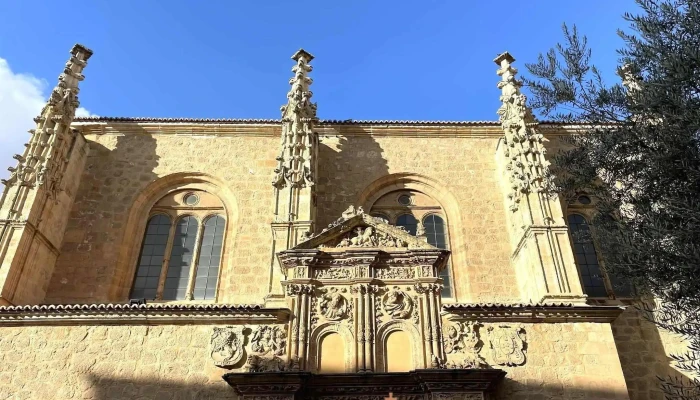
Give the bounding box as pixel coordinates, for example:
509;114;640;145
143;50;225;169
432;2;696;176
358;173;468;301
110;173;239;301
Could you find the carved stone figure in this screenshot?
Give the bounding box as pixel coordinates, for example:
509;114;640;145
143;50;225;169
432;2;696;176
315;267;354;279
246;354;287;373
341;205;364;219
443;321;487;369
487;324;527;366
382;288;413;319
351;227;374;247
250;325;287;356
334;226;409;249
287;355;301;371
210;326;245;368
375;267;414;280
320;288;349;321
416;221;426;237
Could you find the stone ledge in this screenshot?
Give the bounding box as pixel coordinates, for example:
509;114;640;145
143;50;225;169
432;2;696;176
0;303;291;326
442;302;625;323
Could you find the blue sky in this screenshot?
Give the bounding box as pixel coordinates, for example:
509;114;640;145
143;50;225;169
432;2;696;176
0;0;638;170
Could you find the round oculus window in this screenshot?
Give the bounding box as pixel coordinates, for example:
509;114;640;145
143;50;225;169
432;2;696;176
183;193;200;206
397;194;412;206
577;195;592;205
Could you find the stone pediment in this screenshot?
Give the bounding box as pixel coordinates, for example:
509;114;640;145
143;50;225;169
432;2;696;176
293;209;435;251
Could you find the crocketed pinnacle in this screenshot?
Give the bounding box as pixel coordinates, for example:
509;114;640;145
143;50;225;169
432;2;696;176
1;44;92;205
494;52;550;212
272;49;319;189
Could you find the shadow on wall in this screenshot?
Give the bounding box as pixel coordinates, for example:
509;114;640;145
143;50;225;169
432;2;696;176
316;127;389;229
612;305;692;400
86;374;634;400
46;126;160;304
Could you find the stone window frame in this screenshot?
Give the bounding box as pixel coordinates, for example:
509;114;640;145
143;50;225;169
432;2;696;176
131;206;226;303
370;202;455;300
566;198;635;301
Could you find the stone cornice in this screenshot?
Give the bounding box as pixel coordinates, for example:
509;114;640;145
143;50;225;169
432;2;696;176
442;302;625;323
0;303;291;326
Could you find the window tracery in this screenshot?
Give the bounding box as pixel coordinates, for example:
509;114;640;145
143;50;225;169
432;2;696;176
566;210;634;299
370;190;453;298
130;190;226;301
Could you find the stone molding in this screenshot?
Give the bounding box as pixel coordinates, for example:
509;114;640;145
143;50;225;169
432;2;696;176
0;303;290;326
442;302;625;323
73;116;584;126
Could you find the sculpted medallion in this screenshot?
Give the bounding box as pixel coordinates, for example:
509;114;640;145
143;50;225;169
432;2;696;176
382;288;413;319
210;326;245;368
319;287;350;321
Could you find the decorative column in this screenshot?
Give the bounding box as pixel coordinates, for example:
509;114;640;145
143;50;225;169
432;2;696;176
494;52;586;304
0;44;92;305
287;283;314;369
351;283;377;372
267;49;319;307
416;283;445;367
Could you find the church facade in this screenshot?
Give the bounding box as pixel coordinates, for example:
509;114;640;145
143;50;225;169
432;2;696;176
0;45;690;399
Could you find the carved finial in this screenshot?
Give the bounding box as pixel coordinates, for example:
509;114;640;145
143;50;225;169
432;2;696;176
272;49;319;190
619;64;642;94
494;51;515;67
495;51;550;212
71;44;94;60
292;48;314;63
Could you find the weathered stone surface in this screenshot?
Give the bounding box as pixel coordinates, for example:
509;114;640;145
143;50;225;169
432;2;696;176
0;47;693;400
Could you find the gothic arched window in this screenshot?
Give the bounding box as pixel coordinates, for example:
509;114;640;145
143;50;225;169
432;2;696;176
567;214;608;297
423;214;452;297
369;190;454;298
129;190;226;301
396;214;418;235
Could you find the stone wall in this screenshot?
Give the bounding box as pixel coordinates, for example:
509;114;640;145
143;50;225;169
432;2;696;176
611;306;695;400
0;324;231;400
492;321;629;400
46;124;281;305
0;321;634;400
46;123;520;305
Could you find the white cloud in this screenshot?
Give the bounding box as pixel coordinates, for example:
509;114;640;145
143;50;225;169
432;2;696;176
0;57;93;179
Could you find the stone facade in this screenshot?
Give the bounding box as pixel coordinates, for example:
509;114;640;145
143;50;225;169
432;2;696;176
0;45;693;399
